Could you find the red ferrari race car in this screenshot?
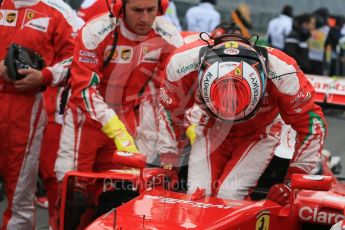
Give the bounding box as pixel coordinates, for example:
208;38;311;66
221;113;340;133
59;148;345;230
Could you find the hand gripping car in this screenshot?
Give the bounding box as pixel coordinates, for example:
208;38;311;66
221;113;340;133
4;43;45;81
59;150;345;230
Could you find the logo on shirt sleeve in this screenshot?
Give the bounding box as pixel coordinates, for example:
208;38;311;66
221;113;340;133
0;10;18;26
104;46;133;64
140;43;161;63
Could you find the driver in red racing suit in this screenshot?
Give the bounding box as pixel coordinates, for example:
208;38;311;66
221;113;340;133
157;35;327;205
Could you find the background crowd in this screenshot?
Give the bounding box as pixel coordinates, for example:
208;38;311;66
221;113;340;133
177;0;345;77
63;0;345;77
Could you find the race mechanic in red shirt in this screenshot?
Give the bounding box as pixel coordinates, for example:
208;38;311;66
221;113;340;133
53;1;183;227
0;0;79;228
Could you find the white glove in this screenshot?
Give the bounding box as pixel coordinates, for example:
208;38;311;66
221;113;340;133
330;220;345;230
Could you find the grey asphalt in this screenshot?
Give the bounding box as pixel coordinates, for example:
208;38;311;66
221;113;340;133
0;112;344;229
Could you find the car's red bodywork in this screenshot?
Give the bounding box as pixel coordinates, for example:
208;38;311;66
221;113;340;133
58;73;345;230
83;175;345;230
59;152;345;230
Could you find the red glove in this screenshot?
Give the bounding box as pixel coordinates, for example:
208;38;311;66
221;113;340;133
267;183;291;206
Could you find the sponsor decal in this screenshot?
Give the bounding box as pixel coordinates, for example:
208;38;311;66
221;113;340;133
145;195;242;209
268;68;300;95
80;50;96;58
333;82;345;93
225;41;238;48
1;10;18;26
116;151;134;157
224;48;240;55
6;12;16;23
155;25;172;38
142;48;161;62
299;206;345;225
143;46;149;54
26;11;34;20
103;45;118;62
176;62;199;75
0;10;4;25
0;10;17;26
45;0;69;15
235;67;241;76
250;74;260;107
290;90;305;104
79;57;99;65
22;9;49;32
105;46;133;64
121;49;131;61
256;211;270;230
292;91;311;108
307;75;345;96
160;88;172;105
98;23;115;36
267;68;280;80
202;72;213;103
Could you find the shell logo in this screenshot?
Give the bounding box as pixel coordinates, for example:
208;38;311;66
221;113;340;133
104;48;117;61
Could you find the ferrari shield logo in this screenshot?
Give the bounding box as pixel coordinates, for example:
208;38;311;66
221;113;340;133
235;67;241;75
256;211;270;230
6;13;16;23
225;41;238;48
143;46;148;54
27;11;34;20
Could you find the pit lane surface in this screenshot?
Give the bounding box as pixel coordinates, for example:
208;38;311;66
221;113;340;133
0;112;344;229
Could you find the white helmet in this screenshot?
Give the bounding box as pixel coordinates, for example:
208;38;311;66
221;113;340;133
198;35;267;123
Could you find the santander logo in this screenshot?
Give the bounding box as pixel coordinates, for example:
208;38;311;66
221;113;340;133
298;206;345;225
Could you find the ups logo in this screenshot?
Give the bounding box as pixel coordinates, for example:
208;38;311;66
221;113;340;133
121;49;131;60
6;13;16;23
0;12;3;21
